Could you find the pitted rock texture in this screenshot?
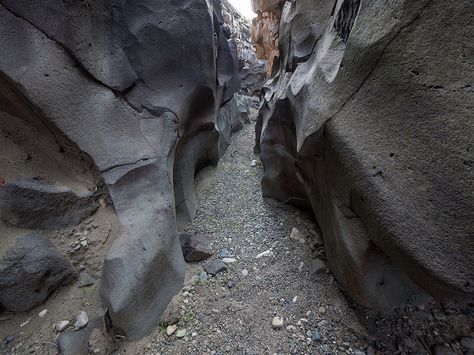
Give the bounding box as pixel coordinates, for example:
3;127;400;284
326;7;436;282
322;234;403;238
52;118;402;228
0;0;249;340
0;234;77;312
254;0;474;310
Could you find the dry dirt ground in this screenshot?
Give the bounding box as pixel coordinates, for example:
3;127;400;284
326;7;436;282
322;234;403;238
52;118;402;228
1;119;473;354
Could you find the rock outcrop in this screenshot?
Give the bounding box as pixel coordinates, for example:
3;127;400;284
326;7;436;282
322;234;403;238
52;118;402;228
0;234;77;311
0;178;98;230
0;0;250;340
251;0;284;75
253;0;474;310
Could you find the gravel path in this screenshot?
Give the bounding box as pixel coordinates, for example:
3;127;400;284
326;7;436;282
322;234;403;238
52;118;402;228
122;121;473;355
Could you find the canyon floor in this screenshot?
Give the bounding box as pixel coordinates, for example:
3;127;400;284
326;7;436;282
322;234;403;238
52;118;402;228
1;119;472;355
123;120;472;355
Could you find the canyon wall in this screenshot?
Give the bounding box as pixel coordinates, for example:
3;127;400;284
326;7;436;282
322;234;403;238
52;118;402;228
0;0;249;340
253;0;474;309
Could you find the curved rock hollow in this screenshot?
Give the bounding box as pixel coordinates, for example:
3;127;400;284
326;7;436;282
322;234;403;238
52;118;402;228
0;0;254;340
253;0;473;310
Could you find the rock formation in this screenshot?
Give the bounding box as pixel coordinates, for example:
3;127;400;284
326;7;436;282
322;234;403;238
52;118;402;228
251;0;284;75
0;234;77;312
0;0;252;341
253;0;474;310
221;1;267;95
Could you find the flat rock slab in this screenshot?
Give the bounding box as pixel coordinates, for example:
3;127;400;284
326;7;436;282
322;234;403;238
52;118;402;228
179;232;213;262
0;179;97;230
204;260;228;276
0;234;77;311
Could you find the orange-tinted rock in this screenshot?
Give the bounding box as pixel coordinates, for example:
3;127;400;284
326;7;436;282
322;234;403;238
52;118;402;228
251;0;284;75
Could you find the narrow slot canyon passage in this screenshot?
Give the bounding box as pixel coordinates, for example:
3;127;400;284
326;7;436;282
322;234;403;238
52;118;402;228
0;0;473;354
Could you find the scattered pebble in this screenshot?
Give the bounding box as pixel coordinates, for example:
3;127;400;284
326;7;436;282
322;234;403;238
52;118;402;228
222;258;237;264
218;249;231;258
20;317;31;328
176;329;186;338
290;227;306;244
56;320;70;332
241;269;249;277
166;325;177;336
250;160;258;167
312;330;322;342
256;250;271;258
199;272;208;283
318;306;326;314
74;311;89;329
204;260;227;276
38;309;48;318
78;272;96;288
272;316;284;329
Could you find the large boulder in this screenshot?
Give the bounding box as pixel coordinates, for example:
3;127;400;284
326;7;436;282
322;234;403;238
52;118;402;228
0;0;244;340
0;179;98;229
254;0;474;309
0;234;77;311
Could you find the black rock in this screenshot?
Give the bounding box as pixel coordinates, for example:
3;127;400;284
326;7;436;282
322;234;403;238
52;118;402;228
179;232;213;262
57;316;102;355
433;345;458;355
204;260;227;276
4;336;15;345
0;178;98;230
312;330;322;342
460;337;474;351
0;234;77;311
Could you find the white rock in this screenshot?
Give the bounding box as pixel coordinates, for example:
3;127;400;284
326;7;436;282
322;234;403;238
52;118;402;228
222;258;237;264
290;227;306;244
74;311;89;329
272;316;284;329
38;309;48;318
241;269;249;277
183;291;190;297
286;325;296;332
318;306;326;314
20;317;31;328
256;250;271;259
166;324;177;336
251;160;258;167
176;329;186;338
292;296;298;303
56;320;70;332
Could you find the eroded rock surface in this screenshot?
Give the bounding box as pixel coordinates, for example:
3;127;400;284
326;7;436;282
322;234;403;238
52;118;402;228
253;0;474;309
0;0;252;340
0;179;98;230
0;234;77;311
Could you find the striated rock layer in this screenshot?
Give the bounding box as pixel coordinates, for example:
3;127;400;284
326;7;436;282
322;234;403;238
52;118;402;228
254;0;474;310
0;0;249;340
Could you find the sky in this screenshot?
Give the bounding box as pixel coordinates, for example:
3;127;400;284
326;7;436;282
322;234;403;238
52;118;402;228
227;0;256;19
